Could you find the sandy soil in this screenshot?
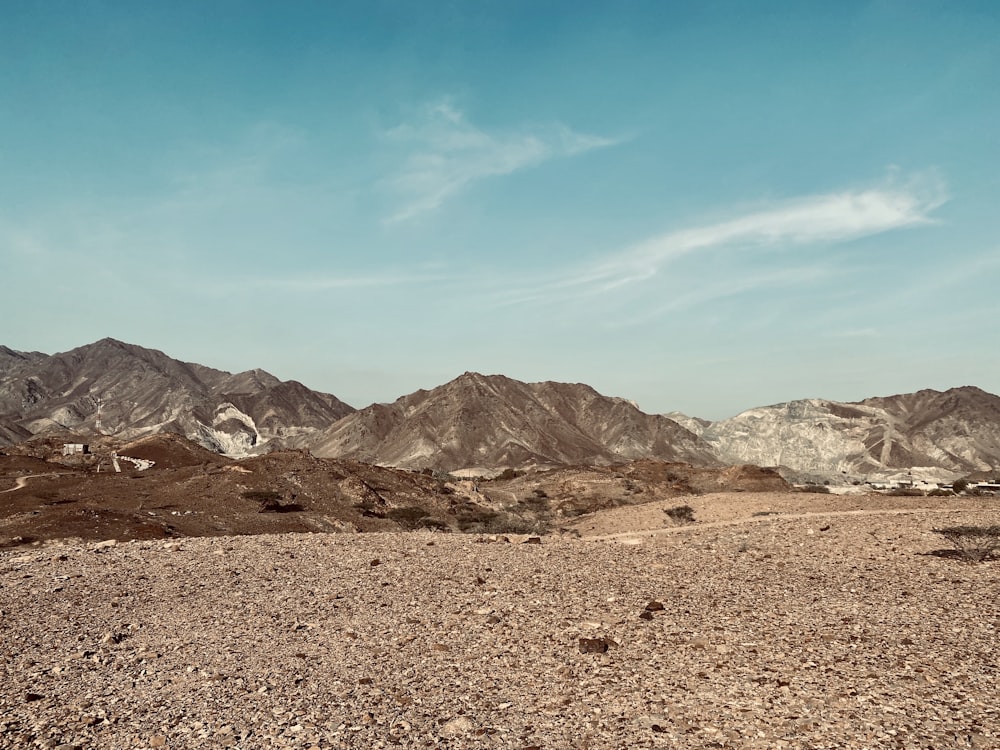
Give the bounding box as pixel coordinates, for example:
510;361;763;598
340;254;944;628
2;492;998;749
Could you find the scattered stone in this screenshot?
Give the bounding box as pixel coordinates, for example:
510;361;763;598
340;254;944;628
578;637;615;654
440;715;474;736
644;600;665;611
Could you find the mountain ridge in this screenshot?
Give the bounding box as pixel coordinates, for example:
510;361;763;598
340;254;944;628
0;338;354;455
2;338;998;478
308;371;719;471
677;385;1000;479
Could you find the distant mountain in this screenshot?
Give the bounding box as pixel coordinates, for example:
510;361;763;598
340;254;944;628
308;371;719;471
679;386;1000;478
5;339;997;479
0;338;354;455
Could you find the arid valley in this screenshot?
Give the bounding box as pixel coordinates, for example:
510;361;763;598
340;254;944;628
2;340;999;749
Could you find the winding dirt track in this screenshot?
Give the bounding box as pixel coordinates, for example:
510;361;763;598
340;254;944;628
0;474;61;493
592;506;984;542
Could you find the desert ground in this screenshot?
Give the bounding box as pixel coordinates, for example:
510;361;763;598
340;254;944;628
2;490;998;750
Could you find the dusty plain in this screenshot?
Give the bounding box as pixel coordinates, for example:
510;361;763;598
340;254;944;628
2;491;999;750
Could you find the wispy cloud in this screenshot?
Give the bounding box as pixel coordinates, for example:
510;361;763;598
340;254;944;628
382;100;620;223
202;270;452;295
499;175;948;306
241;272;449;291
830;328;881;339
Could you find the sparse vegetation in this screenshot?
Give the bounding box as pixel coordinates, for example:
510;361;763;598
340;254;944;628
242;490;304;512
932;525;1000;563
387;506;449;531
663;505;696;524
798;484;831;494
241;490;282;504
493;468;522;481
455;507;549;535
952;478;969;494
887;488;924;496
926;488;954;497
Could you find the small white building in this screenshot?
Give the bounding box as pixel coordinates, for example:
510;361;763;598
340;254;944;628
62;443;90;456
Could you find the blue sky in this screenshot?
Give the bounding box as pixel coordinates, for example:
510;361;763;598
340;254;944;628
2;1;998;419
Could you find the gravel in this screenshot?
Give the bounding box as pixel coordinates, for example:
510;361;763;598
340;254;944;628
1;507;998;749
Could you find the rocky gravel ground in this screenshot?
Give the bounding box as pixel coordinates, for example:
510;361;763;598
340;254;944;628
1;503;998;749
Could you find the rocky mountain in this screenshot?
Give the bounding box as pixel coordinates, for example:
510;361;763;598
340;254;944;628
0;338;354;455
308;371;719;472
679;386;1000;479
5;339;997;480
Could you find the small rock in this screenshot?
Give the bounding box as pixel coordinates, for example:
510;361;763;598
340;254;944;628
523;536;542;545
149;737;167;748
578;637;615;654
644;600;665;612
25;692;44;702
440;715;473;736
92;539;117;552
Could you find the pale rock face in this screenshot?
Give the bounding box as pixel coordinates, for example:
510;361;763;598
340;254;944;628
679;386;1000;477
699;399;879;473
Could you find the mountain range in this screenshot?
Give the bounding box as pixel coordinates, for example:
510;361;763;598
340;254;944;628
2;338;999;479
0;339;353;455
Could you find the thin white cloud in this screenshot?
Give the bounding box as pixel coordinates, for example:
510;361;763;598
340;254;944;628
206;271;452;293
499;175;948;306
0;218;51;259
831;328;881;338
382;100;620;223
254;273;448;291
604;264;834;329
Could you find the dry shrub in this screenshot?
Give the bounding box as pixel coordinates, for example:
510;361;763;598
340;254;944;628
663;505;695;524
387;506;448;531
932;525;1000;563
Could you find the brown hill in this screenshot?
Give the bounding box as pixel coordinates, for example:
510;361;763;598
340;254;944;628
309;372;718;471
1;431;790;546
859;386;1000;471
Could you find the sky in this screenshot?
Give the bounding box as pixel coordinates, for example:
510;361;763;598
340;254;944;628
1;1;998;420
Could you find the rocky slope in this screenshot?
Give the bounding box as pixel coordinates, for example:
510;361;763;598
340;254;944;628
680;386;1000;479
0;339;354;456
2;502;997;749
309;372;718;472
